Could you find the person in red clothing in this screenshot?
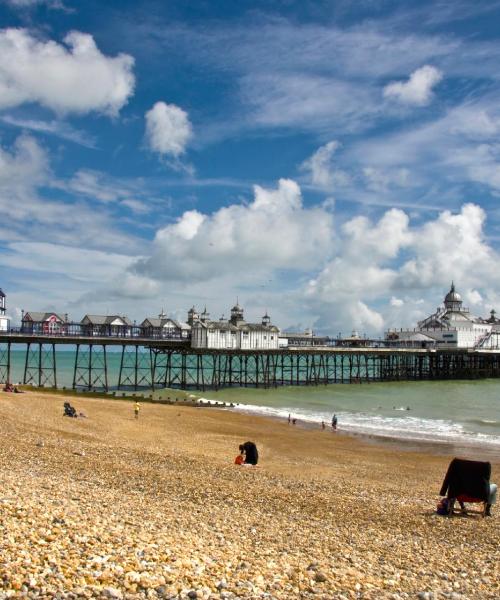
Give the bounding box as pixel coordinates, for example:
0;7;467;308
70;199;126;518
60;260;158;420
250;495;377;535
234;444;245;465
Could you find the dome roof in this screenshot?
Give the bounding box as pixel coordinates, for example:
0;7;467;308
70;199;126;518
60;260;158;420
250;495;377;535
444;282;462;303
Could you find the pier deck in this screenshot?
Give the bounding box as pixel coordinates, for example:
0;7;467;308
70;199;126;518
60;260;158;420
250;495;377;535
1;332;499;391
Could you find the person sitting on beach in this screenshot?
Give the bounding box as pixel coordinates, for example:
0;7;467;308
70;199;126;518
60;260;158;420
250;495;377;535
234;444;245;465
241;441;258;465
3;382;14;392
63;402;77;418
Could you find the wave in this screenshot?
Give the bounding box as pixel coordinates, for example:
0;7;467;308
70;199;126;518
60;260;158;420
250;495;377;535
227;402;500;448
467;418;500;428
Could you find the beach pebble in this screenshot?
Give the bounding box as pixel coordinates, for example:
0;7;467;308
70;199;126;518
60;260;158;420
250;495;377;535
102;587;122;599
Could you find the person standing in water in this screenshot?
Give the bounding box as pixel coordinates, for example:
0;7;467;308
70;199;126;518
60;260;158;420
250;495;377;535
331;414;338;430
134;401;140;419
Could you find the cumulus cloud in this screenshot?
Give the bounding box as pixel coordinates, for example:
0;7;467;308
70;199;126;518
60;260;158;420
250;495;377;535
383;65;443;106
134;178;334;282
0;28;134;115
300;141;349;188
306;203;500;334
145;101;193;158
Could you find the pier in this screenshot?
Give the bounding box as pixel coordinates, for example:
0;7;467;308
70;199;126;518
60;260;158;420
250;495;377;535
1;331;500;391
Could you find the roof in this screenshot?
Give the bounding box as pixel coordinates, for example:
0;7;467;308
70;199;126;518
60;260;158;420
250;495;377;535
23;311;65;322
445;282;462;304
240;323;279;333
405;332;436;342
193;320;239;331
81;315;132;326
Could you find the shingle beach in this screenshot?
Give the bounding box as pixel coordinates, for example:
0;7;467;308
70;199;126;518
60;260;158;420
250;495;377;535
0;391;498;599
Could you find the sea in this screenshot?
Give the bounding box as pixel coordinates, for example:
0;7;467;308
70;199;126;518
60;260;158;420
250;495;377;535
6;348;500;450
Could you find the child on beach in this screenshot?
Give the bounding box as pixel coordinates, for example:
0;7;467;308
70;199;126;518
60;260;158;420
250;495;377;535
134;401;140;419
234;445;245;465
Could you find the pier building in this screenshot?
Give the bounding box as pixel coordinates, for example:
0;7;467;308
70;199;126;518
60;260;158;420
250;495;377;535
386;283;500;349
191;304;280;350
22;311;66;334
140;310;191;339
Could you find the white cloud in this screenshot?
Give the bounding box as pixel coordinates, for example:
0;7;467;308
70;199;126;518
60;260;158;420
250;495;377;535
62;169;151;214
0;28;134;115
134;178;334;282
0;242;135;282
1;115;96;147
383;65;443;106
145;101;193;158
5;0;66;8
300;141;349;188
0;135;144;251
363;167;410;191
390;296;404;307
306;203;500;334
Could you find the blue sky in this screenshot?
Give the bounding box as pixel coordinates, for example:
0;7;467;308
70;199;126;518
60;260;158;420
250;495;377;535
1;0;500;334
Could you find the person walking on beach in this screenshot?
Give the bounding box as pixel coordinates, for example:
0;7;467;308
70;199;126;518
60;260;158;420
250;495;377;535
331;414;337;430
134;401;140;419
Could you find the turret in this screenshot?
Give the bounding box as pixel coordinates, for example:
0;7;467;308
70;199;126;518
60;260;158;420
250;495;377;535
201;306;210;323
262;312;271;327
0;288;5;316
230;301;245;326
187;306;199;326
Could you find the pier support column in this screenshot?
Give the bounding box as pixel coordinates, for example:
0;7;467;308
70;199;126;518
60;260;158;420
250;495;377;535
0;341;11;384
23;343;57;387
73;344;108;391
118;346;152;390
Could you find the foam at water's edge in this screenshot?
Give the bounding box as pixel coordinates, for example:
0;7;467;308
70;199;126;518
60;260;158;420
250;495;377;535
229;402;500;448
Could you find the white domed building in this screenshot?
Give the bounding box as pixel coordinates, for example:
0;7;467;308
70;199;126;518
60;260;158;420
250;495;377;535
387;283;500;349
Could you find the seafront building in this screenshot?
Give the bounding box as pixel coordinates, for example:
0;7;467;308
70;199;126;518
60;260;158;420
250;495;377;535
386;283;500;349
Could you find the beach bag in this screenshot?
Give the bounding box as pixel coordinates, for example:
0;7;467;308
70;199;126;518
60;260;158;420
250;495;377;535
436;497;449;515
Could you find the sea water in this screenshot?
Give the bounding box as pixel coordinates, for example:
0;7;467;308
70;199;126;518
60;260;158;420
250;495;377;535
6;349;500;448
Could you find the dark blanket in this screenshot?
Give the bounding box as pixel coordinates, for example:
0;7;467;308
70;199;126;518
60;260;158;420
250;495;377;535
440;458;491;501
243;441;259;465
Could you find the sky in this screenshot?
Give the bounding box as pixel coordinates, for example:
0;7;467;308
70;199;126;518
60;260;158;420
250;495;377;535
1;0;500;335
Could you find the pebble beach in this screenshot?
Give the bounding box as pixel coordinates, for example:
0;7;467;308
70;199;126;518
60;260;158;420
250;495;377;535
0;391;498;600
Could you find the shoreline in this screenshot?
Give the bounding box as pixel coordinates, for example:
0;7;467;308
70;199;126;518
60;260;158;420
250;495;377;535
231;404;500;460
14;384;500;459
